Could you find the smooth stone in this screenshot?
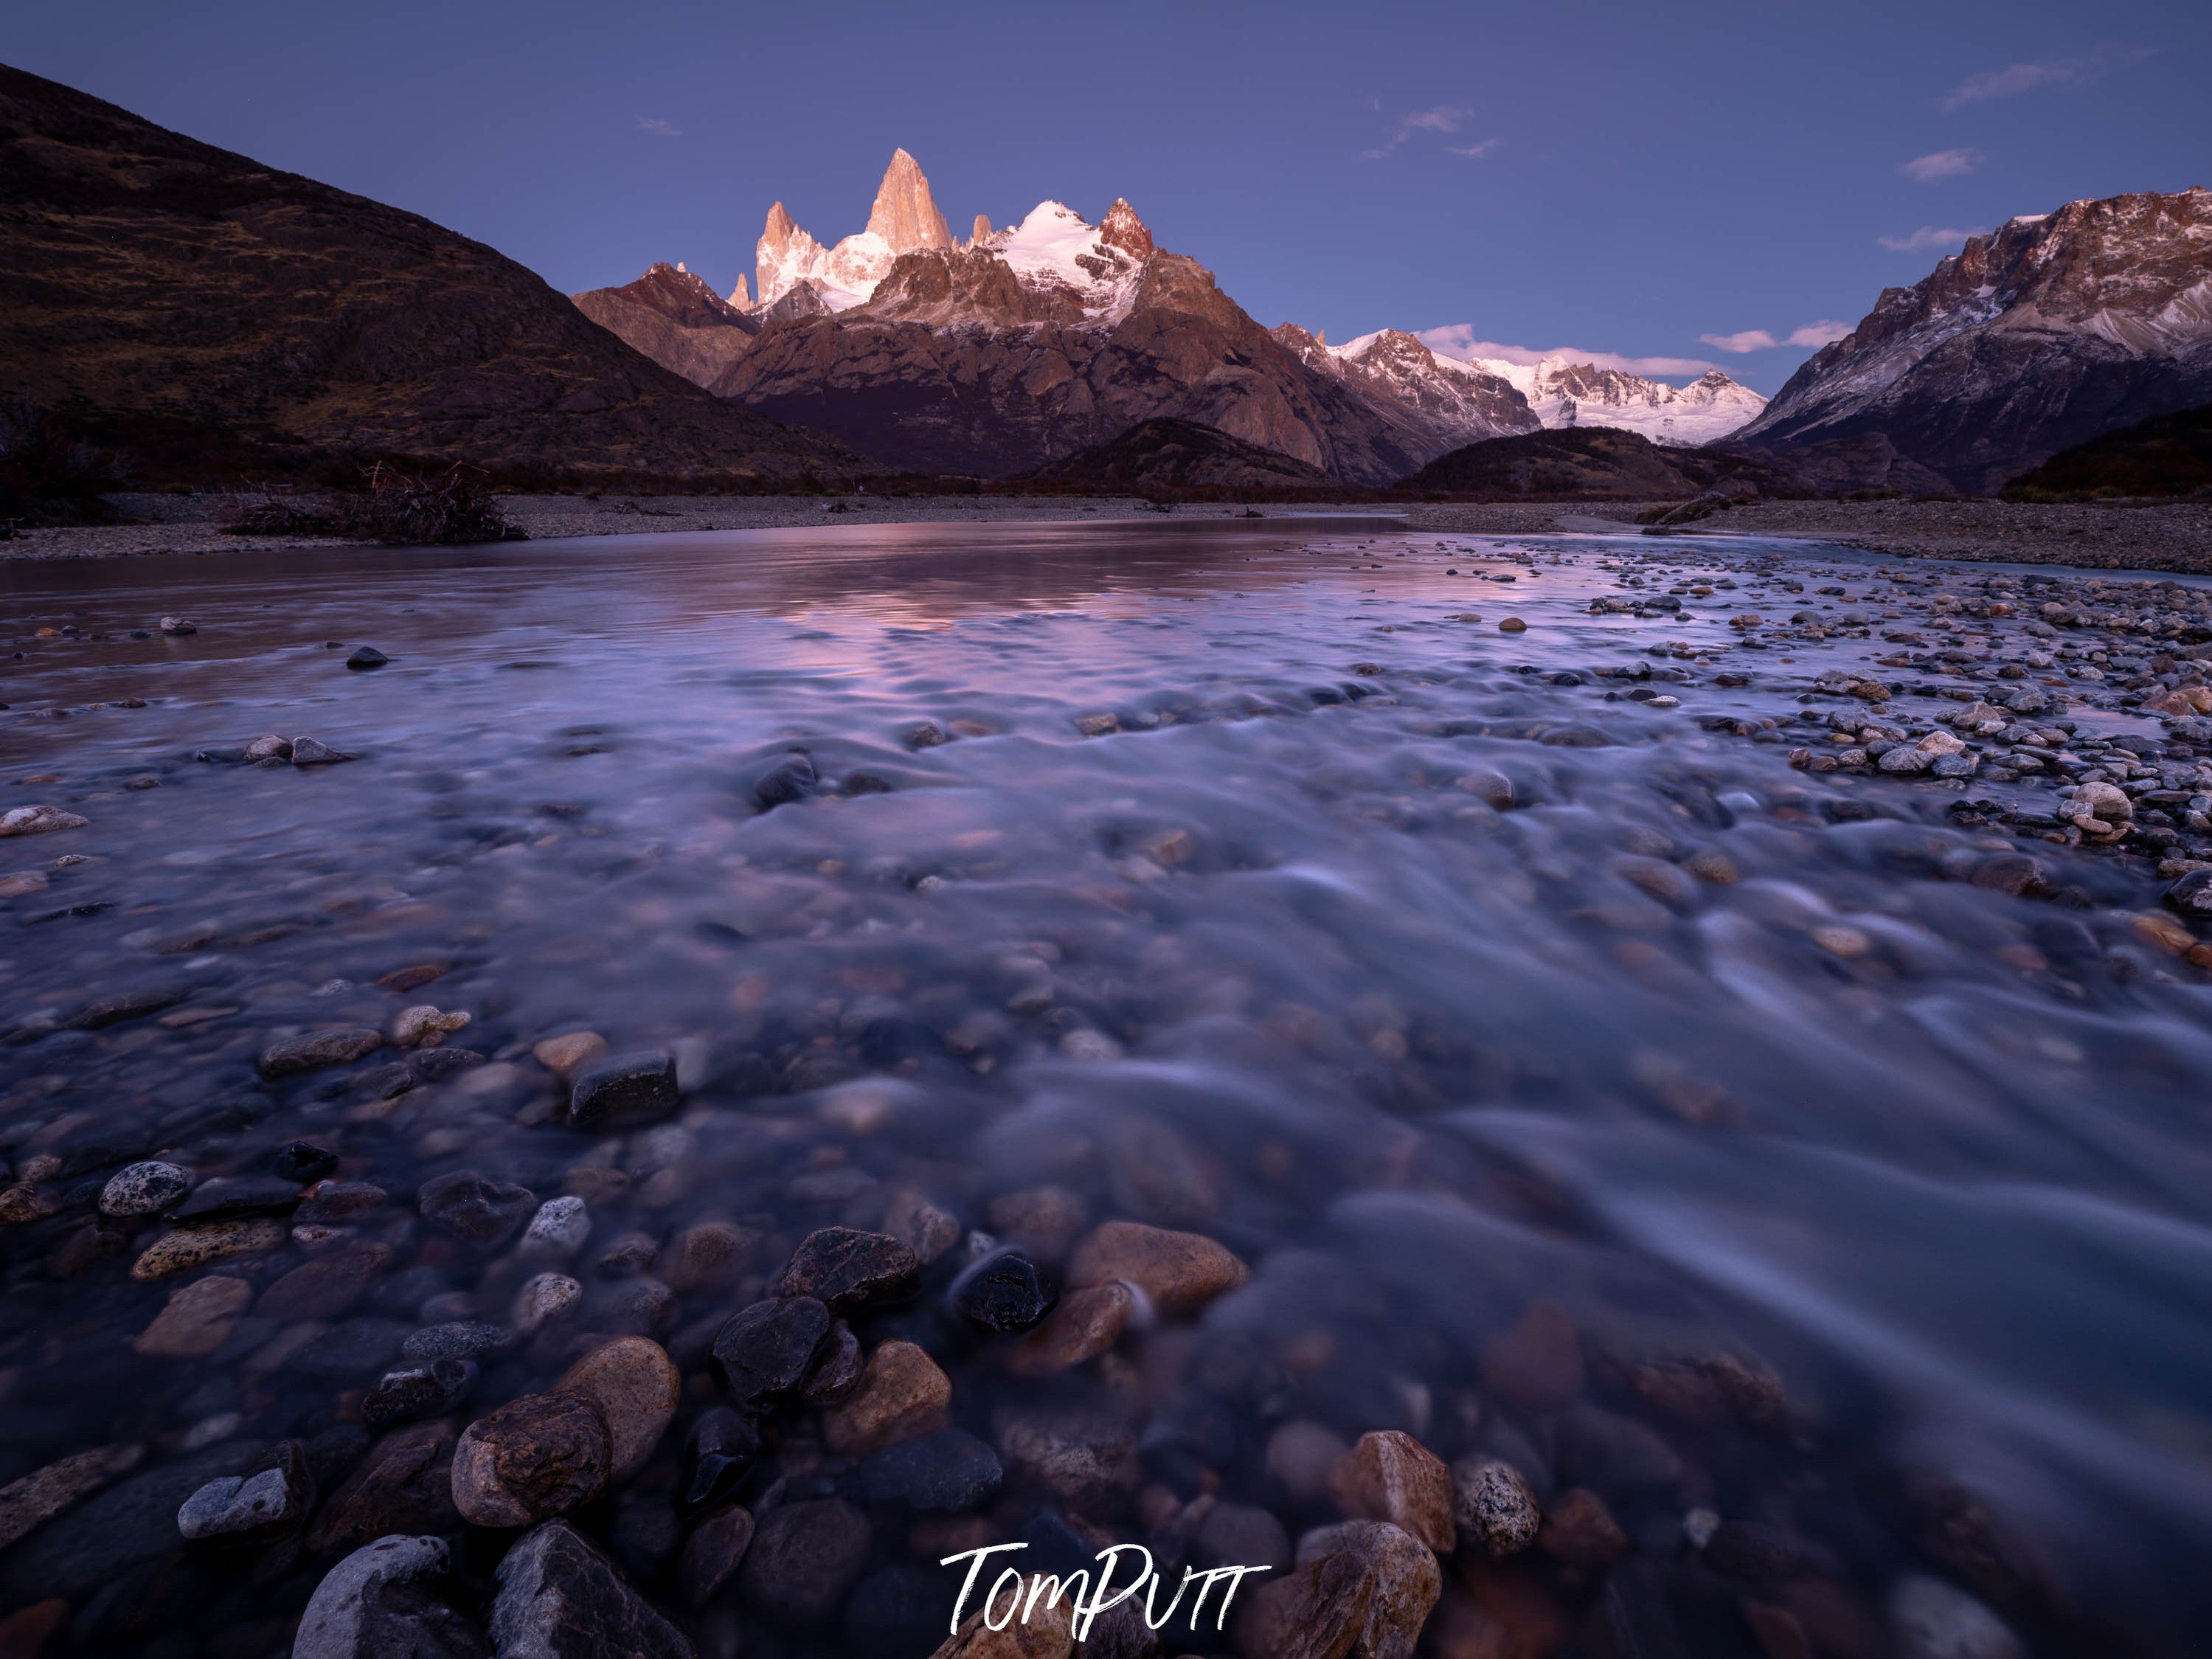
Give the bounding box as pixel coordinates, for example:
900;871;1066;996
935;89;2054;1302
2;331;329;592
308;1422;462;1554
417;1171;536;1245
100;1160;193;1217
554;1337;680;1480
285;1318;412;1380
1334;1430;1456;1554
800;1320;864;1405
134;1275;252;1358
168;1174;303;1222
737;1497;872;1627
344;647;389;671
951;1252;1055;1333
451;1393;612;1528
362;1360;478;1428
393;1005;471;1047
709;1297;831;1410
259;1242;393;1320
178;1441;313;1541
656;1220;753;1292
521;1196;590;1259
679;1504;755;1607
490;1520;693;1659
564;1050;681;1131
513;1272;582;1332
243;734;291;762
131;1217;287;1281
1003;1283;1133;1376
403;1321;519;1362
274;1142;341;1182
1452;1457;1541;1557
856;1429;1003;1511
0;1443;145;1551
1249;1520;1440;1659
1066;1220;1248;1315
533;1031;609;1076
260;1028;384;1078
773;1225;919;1312
293;1534;488;1659
680;1408;762;1518
823;1340;952;1458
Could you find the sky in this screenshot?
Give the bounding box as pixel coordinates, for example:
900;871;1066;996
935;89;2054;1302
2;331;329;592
7;0;2208;393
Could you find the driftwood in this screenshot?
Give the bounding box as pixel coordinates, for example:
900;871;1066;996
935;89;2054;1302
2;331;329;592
225;464;522;544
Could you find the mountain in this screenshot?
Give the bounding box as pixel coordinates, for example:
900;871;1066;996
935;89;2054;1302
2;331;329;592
1731;187;2212;493
0;63;860;487
1471;356;1766;445
2003;401;2212;500
585;153;1531;482
1398;427;1804;501
1270;326;1540;456
1023;417;1332;494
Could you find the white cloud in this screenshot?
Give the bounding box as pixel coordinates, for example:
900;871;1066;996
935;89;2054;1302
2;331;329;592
1787;320;1854;347
1877;225;1987;254
1699;329;1778;353
634;115;682;137
1417;327;1723;380
1939;48;2149;111
1446;139;1500;159
1899;148;1983;184
1362;105;1481;160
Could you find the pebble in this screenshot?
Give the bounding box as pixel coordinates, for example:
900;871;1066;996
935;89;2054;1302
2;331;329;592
170;1174;305;1221
292;1535;481;1659
392;1005;471;1048
858;1428;1005;1511
774;1225;920;1312
404;1320;519;1362
656;1219;752;1291
243;734;291;762
0;1443;145;1551
520;1195;591;1259
100;1160;193;1216
0;805;89;838
307;1421;462;1554
737;1497;873;1626
992;1405;1140;1512
1244;1520;1440;1659
555;1337;681;1480
451;1392;614;1528
564;1049;682;1130
882;1189;962;1264
417;1170;536;1244
274;1141;341;1182
1332;1430;1457;1553
929;1585;1075;1659
1002;1282;1133;1376
680;1503;756;1607
130;1217;287;1281
490;1520;692;1659
176;1441;313;1542
822;1339;953;1457
512;1272;582;1332
344;646;389;671
800;1319;865;1405
290;735;356;766
1066;1220;1249;1314
1538;1486;1629;1565
532;1030;608;1076
361;1359;478;1427
952;1251;1056;1333
1452;1457;1541;1557
680;1407;762;1517
133;1274;252;1357
258;1241;393;1320
260;1027;384;1078
710;1295;832;1410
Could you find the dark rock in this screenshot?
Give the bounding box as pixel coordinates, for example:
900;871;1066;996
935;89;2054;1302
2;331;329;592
296;1181;392;1226
177;1439;313;1542
773;1227;919;1313
1701;1519;1844;1586
410;1047;487;1082
286;1319;412;1381
737;1497;871;1626
293;1534;488;1659
752;753;817;811
0;1441;246;1602
274;1141;341;1182
362;1360;478;1428
679;1504;755;1607
293;735;358;766
451;1393;612;1528
403;1321;519;1363
418;1171;536;1245
168;1174;303;1222
261;1028;384;1078
564;1050;681;1131
490;1521;691;1659
2166;868;2212;917
680;1407;763;1517
610;1496;685;1582
308;1422;462;1554
345;647;389;671
708;1297;832;1410
951;1251;1055;1333
854;1429;1002;1511
800;1320;864;1405
258;1244;393;1321
100;1160;193;1217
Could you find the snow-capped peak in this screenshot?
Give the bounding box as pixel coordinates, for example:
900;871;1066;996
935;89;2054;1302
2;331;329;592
752;150;955;312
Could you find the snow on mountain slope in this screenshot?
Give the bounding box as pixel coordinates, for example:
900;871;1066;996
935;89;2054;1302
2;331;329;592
1277;327;1537;453
754;148;953;311
1438;350;1765;444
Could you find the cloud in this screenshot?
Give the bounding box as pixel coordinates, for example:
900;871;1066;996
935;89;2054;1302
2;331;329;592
1446;139;1500;159
1877;225;1987;254
1362;105;1482;160
1939;48;2149;111
634;115;682;137
1786;320;1854;347
1899;148;1983;184
1698;320;1856;353
1417;327;1723;381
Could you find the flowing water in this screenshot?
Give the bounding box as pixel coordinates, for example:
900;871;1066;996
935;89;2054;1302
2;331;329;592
4;517;2211;1658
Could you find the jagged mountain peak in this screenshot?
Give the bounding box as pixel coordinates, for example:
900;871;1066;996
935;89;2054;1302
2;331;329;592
1100;198;1153;257
864;148;953;253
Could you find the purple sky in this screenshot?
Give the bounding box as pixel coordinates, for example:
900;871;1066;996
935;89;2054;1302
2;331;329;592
7;0;2206;390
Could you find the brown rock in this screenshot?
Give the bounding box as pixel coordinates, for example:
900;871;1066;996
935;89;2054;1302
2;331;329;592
1537;1488;1627;1567
555;1337;680;1480
451;1391;613;1527
985;1186;1089;1258
929;1575;1077;1659
129;1218;286;1281
132;1275;251;1358
259;1026;384;1078
1424;1566;1563;1659
657;1220;755;1292
0;1444;145;1551
882;1189;962;1264
993;1406;1140;1513
1003;1283;1133;1377
308;1420;461;1554
1333;1431;1455;1554
679;1504;755;1607
1067;1220;1248;1315
1268;1421;1353;1500
256;1241;392;1321
1249;1520;1441;1659
823;1339;951;1457
1451;1458;1539;1559
1476;1303;1584;1411
533;1031;609;1076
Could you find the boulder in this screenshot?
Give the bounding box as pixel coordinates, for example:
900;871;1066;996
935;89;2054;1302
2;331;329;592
451;1393;613;1528
774;1226;919;1312
554;1337;680;1480
293;1534;488;1659
490;1520;693;1659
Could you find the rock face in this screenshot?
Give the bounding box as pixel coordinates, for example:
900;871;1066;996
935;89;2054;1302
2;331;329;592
490;1521;693;1659
0;64;861;488
1275;326;1540;460
570;263;762;391
1732;188;2212;493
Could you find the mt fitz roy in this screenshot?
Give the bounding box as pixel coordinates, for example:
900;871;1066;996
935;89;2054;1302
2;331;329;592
572;149;1767;482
